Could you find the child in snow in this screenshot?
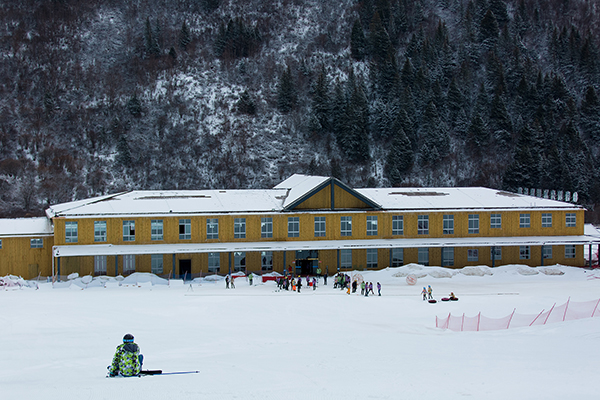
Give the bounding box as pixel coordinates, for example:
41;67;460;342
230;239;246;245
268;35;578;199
297;277;302;293
108;334;143;377
427;285;433;299
225;275;230;289
368;282;374;295
361;281;366;295
422;287;427;301
230;275;235;289
449;292;457;300
377;282;381;296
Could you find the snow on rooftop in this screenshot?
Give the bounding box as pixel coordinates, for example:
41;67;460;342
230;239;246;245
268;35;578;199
0;217;53;237
357;187;582;211
273;174;329;208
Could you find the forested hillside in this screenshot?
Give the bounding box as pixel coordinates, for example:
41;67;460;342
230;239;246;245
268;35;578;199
1;0;599;219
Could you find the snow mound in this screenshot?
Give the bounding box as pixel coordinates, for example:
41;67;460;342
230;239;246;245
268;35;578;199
392;264;428;278
459;266;494;276
539;267;565;276
202;274;224;282
121;272;168;285
427;268;456;278
517;266;539;275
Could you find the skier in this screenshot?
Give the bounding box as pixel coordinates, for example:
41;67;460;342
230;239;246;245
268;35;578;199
427;285;433;300
377;282;381;296
421;287;427;301
108;334;143;377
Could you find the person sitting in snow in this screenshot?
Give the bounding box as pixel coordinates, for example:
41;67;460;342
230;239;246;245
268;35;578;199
108;333;143;377
449;292;457;300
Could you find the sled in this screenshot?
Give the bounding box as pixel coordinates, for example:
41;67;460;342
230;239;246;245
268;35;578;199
428;299;437;303
441;297;450;302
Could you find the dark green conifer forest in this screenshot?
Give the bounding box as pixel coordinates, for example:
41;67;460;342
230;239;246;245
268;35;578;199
0;0;599;220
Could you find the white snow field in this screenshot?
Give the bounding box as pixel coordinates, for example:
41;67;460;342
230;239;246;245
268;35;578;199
2;264;600;400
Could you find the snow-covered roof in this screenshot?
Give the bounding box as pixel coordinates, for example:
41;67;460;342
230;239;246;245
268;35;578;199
0;217;53;237
45;174;583;219
273;174;330;208
357;187;582;212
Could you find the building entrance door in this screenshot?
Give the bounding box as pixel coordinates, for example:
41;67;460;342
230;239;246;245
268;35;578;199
295;250;318;276
179;259;191;280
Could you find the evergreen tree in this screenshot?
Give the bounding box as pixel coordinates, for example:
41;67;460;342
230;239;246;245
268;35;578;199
369;11;393;65
311;66;330;136
466;112;488;148
385;127;413;185
116;135;132;168
179;21;191;51
127;94;142;117
277;65;296;113
479;10;499;46
237;90;256;115
145;17;160;57
580;85;600;140
350;20;367;61
419;101;450;164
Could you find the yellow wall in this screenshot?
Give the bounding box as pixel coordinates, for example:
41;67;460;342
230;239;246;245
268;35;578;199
0;236;54;279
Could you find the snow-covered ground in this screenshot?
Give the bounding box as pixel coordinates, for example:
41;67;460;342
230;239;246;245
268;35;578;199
2;264;600;399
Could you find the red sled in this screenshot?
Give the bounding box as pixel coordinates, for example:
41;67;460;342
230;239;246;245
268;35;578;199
428;299;437;303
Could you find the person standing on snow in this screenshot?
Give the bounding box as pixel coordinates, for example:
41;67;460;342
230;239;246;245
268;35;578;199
427;285;433;299
230;275;235;289
421;287;427;301
108;333;143;377
361;281;366;295
225;275;230;289
377;282;381;296
297;276;302;293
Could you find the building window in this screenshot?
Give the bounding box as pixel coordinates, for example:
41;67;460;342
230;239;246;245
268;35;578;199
314;217;326;237
366;249;378;269
490;214;502;229
340;249;352;269
366;216;378;236
543;246;552;259
208;252;220;272
340;216;352;236
261;251;273;271
541;213;552;228
179;219;191;240
566;213;577;227
468;214;479;234
123;220;135;242
442;247;454;266
565;245;576;258
0;239;2;249
94;221;107;242
94;255;107;275
417;215;429;235
65;221;78;243
151;254;163;274
151;220;163;241
467;249;479;262
520;246;530;259
418;248;429;266
123;255;135;274
261;217;273;238
520;214;530;228
30;238;43;248
491;247;502;261
288;217;300;238
234;218;246;239
234;251;246;272
443;215;454;235
391;248;403;267
392;215;403;235
207;219;219;239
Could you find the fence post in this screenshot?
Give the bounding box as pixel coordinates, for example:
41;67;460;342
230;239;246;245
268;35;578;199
461;313;465;332
543;303;556;325
529;310;545;326
563;297;570;322
507;308;516;329
592;298;600;318
477;312;481;331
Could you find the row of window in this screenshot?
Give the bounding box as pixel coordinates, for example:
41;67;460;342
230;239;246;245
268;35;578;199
92;251;275;275
64;212;579;243
91;245;577;275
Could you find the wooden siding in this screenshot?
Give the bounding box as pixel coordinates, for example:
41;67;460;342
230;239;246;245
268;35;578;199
0;236;54;279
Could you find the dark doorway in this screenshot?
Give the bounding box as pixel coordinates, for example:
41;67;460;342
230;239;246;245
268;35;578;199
179;259;191;280
295;250;318;276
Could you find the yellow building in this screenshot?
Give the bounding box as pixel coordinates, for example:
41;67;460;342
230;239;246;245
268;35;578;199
0;218;54;278
1;175;598;280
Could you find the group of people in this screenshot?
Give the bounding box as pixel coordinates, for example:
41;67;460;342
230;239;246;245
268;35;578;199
276;275;318;292
225;275;236;289
356;281;382;296
421;285;458;301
